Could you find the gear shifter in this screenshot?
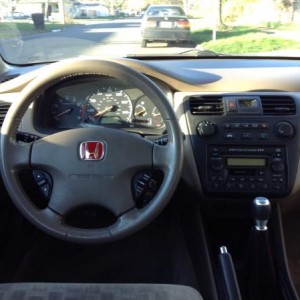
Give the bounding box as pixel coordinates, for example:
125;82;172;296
244;196;279;300
252;196;271;231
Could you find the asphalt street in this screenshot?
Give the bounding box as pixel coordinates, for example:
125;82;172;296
1;18;196;64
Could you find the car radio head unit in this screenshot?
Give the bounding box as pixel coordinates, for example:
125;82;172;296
207;145;287;195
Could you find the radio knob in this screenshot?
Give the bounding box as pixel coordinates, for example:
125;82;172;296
271;160;285;173
197;121;216;137
210;158;224;172
275;122;294;138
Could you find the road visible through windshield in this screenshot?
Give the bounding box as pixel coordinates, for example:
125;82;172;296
1;18;196;64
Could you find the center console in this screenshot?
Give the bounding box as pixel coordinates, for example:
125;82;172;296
183;93;300;198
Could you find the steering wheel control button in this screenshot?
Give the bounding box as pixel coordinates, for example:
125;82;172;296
16;131;41;143
79;141;105;161
133;171;163;208
32;171;52;200
33;171;45;182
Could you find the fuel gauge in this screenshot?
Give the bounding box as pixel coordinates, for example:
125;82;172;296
132;96;152;127
133;95;165;129
151;107;165;129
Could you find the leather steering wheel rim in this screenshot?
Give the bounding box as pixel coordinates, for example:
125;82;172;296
0;59;183;244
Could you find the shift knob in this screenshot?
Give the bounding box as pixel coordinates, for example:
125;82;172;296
252;196;271;231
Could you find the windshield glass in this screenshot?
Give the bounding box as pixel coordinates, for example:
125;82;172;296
0;0;300;64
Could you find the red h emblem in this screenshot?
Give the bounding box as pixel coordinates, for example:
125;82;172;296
79;141;105;160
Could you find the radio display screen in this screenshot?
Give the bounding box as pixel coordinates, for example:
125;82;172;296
226;157;267;167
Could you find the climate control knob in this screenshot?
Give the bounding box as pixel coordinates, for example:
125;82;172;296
275;122;294;138
197;121;216;137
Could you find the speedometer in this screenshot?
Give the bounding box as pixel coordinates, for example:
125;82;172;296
86;87;132;125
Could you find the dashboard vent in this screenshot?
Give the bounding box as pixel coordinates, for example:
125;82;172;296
261;96;296;115
0;102;11;126
189;95;224;115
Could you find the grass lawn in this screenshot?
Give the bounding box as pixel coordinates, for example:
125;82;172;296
191;26;300;54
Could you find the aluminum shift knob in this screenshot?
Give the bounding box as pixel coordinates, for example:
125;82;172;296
252;196;271;231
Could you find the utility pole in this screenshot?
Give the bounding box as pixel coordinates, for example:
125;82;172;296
60;0;66;24
213;0;219;40
184;0;189;16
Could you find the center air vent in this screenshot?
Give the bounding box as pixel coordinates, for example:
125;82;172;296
189;95;224;115
261;96;296;115
0;102;11;126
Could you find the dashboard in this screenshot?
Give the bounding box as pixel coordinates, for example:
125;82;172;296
2;57;300;211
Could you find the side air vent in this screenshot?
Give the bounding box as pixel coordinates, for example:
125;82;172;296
261;96;296;115
0;102;11;126
189;95;224;115
0;75;19;84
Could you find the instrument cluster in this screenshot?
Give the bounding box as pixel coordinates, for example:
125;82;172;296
35;76;166;134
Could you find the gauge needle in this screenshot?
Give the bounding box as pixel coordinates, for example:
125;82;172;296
92;105;115;118
55;108;72;118
152;112;161;117
135;108;146;117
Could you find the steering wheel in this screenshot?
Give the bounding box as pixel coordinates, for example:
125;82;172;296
0;59;183;243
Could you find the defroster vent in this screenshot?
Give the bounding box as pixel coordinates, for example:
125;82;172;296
261;96;296;115
189;95;224;115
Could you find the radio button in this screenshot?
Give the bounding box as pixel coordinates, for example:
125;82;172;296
260;183;270;190
224;133;235;140
231;123;241;129
257;133;269;140
226;182;236;190
242;123;250;128
249;183;256;189
251;123;259;129
210;181;223;189
259;123;269;130
272;183;284;190
238;183;247;189
241;133;253;140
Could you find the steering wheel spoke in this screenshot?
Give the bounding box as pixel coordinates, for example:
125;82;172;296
4;140;31;171
47;174;136;218
153;143;174;172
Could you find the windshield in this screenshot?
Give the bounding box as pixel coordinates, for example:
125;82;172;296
0;0;300;64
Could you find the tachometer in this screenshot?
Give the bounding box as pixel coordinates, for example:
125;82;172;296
50;94;85;128
86;87;132;125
